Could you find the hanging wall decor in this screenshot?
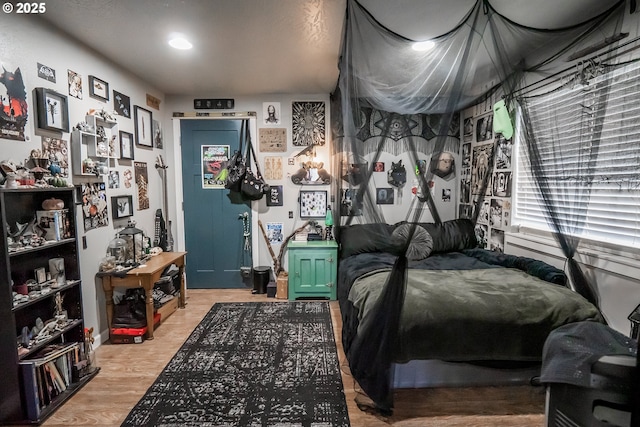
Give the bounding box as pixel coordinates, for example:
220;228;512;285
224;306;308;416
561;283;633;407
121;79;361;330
430;151;456;180
259;128;287;152
471;142;494;196
463;117;473;142
88;75;109;102
81;182;108;232
35;87;69;132
37;62;56;83
119;131;134;160
113;90;131;118
67;69;82;99
134;161;149;210
134;105;153;147
299;189;327;219
0;64;28;141
201;145;229;189
292;101;325;146
263;102;281;125
264;156;283;180
266;222;284;244
108;170;120;189
266;185;283;207
476;113;493;142
111;195;133;220
153;119;163;149
123;168;133;188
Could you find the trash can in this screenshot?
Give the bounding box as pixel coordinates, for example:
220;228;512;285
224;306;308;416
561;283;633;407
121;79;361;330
252;266;271;294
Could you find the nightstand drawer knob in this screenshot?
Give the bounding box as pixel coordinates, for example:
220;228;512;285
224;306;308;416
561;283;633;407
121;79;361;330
327;257;334;263
327;282;334;288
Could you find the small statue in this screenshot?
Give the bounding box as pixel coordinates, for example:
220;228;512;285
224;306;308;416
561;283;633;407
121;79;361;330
54;293;65;319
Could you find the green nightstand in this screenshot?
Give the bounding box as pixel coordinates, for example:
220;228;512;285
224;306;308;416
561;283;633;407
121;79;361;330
287;240;338;300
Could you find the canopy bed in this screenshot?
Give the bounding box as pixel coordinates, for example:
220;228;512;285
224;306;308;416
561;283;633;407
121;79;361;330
331;0;632;414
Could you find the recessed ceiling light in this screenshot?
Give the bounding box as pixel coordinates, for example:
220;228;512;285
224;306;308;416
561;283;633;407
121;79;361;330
169;36;193;50
412;40;435;52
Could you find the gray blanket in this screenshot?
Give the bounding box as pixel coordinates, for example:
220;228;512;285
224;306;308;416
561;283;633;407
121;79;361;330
349;267;604;362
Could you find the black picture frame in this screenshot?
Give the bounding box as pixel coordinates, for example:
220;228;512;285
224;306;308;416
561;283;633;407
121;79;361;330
88;75;109;101
299;190;327;219
113;90;131;118
111;195;133;220
119;130;134;160
35;87;69;132
134;105;153;147
266;185;284;207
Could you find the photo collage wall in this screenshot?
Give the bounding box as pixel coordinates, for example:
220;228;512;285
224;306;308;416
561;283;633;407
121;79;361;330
459;94;513;252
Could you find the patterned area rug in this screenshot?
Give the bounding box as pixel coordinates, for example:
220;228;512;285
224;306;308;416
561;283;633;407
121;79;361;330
122;301;350;426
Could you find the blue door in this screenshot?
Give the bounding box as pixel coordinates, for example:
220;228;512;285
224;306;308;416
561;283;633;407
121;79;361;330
180;119;251;288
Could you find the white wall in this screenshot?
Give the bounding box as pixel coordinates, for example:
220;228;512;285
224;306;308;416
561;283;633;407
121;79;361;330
1;15;166;346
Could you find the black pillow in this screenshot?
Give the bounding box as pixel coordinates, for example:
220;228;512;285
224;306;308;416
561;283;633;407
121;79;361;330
391;223;434;260
394;218;477;254
337;223;395;259
422;218;478;253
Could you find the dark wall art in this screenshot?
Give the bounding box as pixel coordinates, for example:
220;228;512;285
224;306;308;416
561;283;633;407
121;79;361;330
35;87;69;132
113;90;131;118
292;101;325;147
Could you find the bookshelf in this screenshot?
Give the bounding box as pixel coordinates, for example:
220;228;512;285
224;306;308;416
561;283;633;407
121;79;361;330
0;187;98;424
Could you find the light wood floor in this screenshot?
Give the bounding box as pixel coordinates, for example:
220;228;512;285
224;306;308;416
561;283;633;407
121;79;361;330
39;289;546;427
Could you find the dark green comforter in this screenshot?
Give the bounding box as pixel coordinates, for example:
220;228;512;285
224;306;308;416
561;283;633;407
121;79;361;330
349;266;604;362
338;249;604;363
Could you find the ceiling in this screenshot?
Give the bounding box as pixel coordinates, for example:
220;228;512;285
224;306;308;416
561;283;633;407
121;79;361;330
39;0;621;97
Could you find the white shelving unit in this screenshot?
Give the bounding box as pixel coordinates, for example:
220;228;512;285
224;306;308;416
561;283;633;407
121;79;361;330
71;114;118;176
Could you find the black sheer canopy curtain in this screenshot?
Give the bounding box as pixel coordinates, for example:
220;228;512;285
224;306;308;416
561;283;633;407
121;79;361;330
334;0;484;414
514;0;628;314
518;87;608;312
333;0;628;414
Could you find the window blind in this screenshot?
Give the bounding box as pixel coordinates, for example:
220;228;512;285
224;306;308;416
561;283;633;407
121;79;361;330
514;61;640;248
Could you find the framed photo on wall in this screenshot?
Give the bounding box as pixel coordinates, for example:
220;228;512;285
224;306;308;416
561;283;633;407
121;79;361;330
119;131;134;160
113;90;131;118
299;190;327;219
267;185;284;207
89;75;109;101
35;87;69;132
134;105;153;147
111;195;133;220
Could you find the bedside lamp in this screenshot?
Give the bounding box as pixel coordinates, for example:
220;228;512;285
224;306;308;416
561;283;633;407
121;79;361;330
324;205;334;240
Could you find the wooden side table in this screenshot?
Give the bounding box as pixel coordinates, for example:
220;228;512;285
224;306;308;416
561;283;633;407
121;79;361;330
101;251;186;340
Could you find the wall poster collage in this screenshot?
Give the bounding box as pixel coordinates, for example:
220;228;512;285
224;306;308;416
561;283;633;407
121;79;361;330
459;96;513;252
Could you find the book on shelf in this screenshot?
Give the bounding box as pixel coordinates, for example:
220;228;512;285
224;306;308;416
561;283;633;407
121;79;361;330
19;342;79;421
46;361;67;392
35;209;71;241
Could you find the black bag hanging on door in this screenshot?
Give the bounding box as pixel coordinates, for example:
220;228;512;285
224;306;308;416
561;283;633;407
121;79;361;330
241;134;270;200
224;119;249;192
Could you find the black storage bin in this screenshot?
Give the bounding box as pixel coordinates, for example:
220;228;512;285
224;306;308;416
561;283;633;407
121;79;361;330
546;355;635;427
252;266;271;294
155;263;180;295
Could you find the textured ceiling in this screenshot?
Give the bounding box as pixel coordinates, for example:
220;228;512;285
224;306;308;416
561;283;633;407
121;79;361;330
38;0;620;96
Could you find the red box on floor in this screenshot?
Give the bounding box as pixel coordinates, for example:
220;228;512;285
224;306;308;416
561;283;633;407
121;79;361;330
110;313;160;344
